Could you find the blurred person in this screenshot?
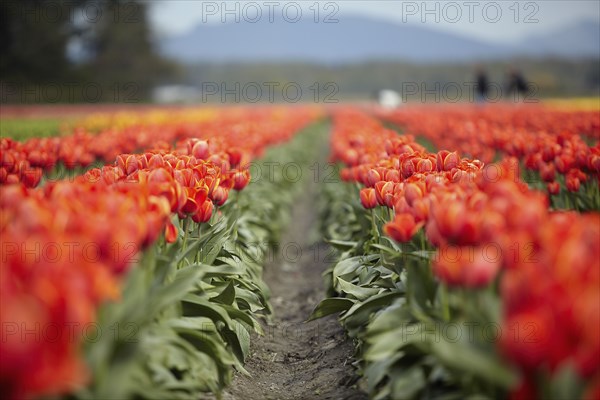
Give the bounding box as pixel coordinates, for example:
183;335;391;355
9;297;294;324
505;67;530;102
474;65;490;103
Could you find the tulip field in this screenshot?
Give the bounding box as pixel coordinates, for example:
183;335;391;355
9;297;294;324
1;102;599;400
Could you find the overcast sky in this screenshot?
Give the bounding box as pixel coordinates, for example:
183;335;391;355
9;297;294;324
149;0;600;44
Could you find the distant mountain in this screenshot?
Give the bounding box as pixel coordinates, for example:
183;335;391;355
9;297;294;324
517;20;600;58
159;16;600;64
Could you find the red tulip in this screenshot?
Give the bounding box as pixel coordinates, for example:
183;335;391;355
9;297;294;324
433;245;501;288
226;148;243;167
232;170;250;190
211;186;229;206
566;174;581;192
164;220;178;243
547;181;560;195
539;163;556;182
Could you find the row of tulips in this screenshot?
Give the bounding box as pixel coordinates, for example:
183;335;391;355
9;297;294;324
313;108;599;399
376;104;600;202
0;107;320;399
0;106;312;187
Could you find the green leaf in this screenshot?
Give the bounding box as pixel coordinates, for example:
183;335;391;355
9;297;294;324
332;254;379;281
409;250;436;260
197;220;229;265
173;239;202;267
371;243;402;257
174;327;236;367
234;286;267;312
220;304;263;335
366;326;419;361
335;277;382;301
326;239;358;251
194;263;245;277
222;320;251;364
364;353;404;394
165;317;217;332
342;291;403;321
546;363;584;400
150;266;205;312
427;337;518;388
181;294;235;330
390;365;426;399
367;300;410;334
210;280;236;305
307;298;356;321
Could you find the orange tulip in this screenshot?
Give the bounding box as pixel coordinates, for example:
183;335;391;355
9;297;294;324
433;245;501;288
191;140;210;160
359;188;378;209
384;213;423;243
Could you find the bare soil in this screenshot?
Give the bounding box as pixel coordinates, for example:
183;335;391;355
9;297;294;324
210;176;367;400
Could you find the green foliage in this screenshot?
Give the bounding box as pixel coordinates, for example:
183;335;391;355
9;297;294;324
76;121;328;399
0;118;66;140
312;174;518;400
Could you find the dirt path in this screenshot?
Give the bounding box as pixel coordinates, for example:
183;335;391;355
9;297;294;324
211;164;367;400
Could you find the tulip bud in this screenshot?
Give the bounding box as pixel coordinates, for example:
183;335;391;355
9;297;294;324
555;155;573;174
21;168;42;188
165;220;178;243
589;154;600;173
125;155;140;175
340;169;352;181
547;181;560;195
148;154;164;169
366;169;381;187
192;200;214;223
227;148;243;167
566;175;580;192
233;170;250;190
211;186;229;206
401;158;416;179
539;163;556;183
192;140;210;160
374;181;394;207
384;169;400;182
443;152;459;171
403;183;424;206
384;213;423;243
359;188;378;209
433;245;500;288
417;158;433;173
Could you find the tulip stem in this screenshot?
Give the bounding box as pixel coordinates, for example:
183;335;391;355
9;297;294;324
371;209;379;239
182;217;190;254
441;284;451;321
196;223;202;264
